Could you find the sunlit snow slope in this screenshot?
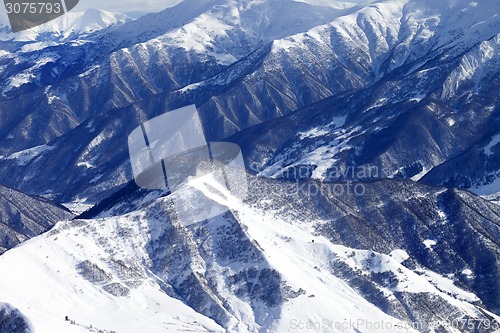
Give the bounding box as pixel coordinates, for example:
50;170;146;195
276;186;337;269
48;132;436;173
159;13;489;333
0;175;498;332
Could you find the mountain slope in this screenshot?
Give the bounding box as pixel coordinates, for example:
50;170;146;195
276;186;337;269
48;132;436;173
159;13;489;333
0;185;73;254
0;2;499;331
0;303;32;333
0;175;498;332
1;0;499;204
0;8;130;42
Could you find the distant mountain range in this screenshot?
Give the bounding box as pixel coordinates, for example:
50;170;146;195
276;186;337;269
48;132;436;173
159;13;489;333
0;8;130;42
0;0;498;202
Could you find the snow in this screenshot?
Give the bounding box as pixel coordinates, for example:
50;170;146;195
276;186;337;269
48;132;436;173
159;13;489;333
0;145;55;166
423;239;437;249
484;133;500;157
164;12;234;59
471;176;500;196
462;268;474;279
295;0;366;9
0;0;499;331
410;167;429;181
333;246;481;306
80;133;108;163
62;200;94;215
191;175;492;327
262;125;362;181
17;42;57;52
443;33;500;98
389;249;409;263
2;54;58;94
0;218;224;333
414;268;479;303
0;9;130;42
0;173;493;332
298;116;346;139
2;73;35;94
437;207;448;222
190;177;418;332
76;162;93;169
481;192;500;207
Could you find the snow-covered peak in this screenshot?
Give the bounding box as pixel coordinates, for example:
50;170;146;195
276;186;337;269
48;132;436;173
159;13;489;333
0;8;131;42
50;8;130;37
0;176;498;332
93;0;366;59
85;0;499;70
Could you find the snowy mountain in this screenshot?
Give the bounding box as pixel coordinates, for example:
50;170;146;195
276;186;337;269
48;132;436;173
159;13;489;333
0;0;499;332
0;175;498;332
0;185;73;254
0;0;499;202
0;8;130;42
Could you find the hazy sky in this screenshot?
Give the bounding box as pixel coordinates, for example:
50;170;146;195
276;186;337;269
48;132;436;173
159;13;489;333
72;0;182;15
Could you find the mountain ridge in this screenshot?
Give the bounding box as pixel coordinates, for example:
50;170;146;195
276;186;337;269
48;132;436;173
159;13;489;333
0;1;499;331
0;184;74;254
0;175;498;332
0;8;130;42
1;0;499;203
